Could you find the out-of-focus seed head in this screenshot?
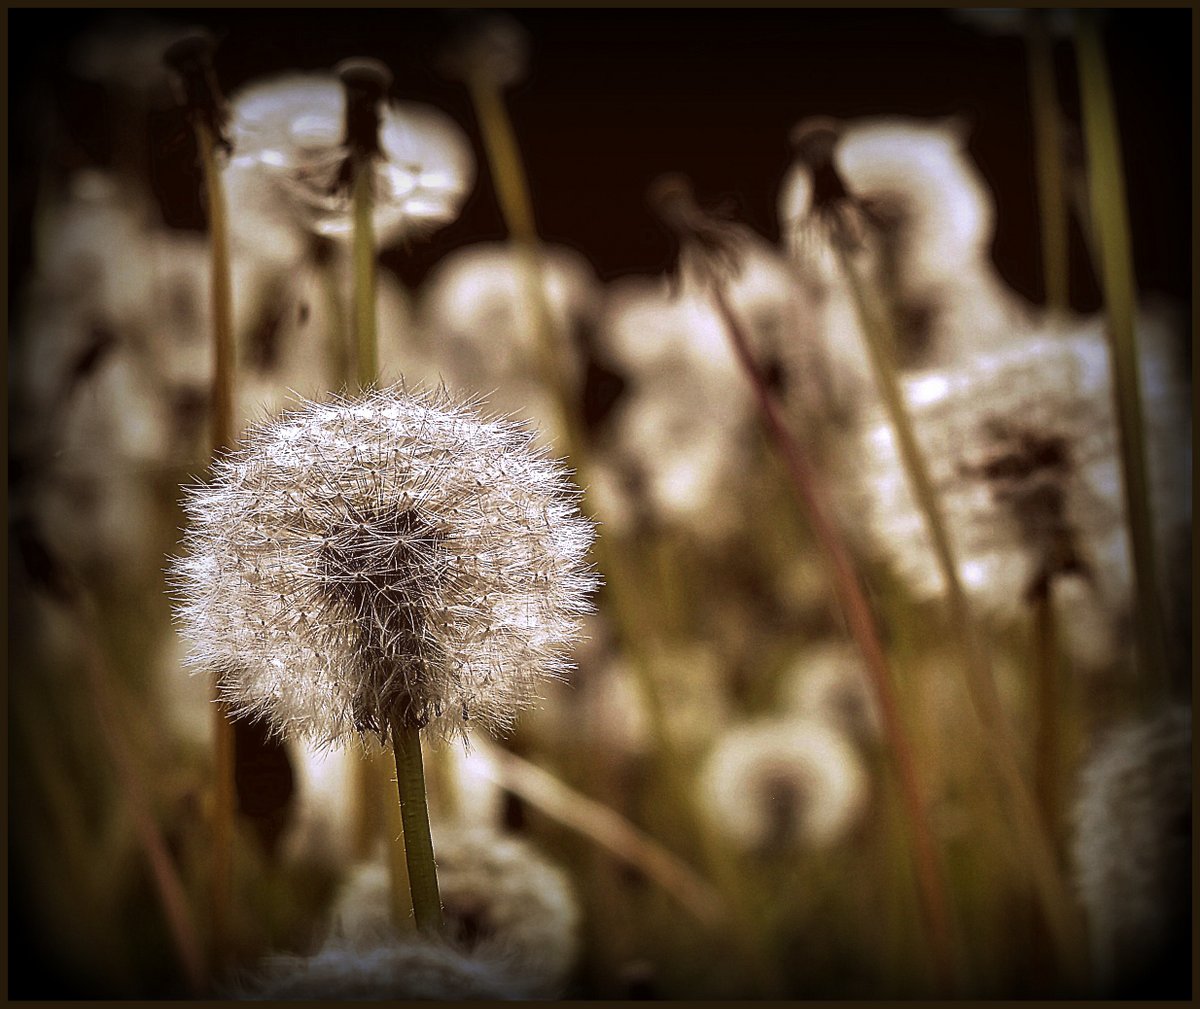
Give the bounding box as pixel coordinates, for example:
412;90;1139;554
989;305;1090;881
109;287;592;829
334;826;580;997
1072;705;1191;996
224;73;475;250
699;717;869;852
849;313;1190;638
780;642;882;746
169;386;598;745
439;14;531;89
234;934;524;1000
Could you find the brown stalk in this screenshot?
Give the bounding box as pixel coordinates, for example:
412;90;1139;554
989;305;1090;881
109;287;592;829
702;266;958;997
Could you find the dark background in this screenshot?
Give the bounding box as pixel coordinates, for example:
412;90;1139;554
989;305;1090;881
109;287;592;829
8;8;1192;317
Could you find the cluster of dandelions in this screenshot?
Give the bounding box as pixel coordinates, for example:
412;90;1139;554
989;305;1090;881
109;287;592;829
170;385;597;746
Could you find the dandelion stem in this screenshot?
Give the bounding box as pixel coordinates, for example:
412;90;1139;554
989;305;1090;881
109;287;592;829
1031;581;1061;855
380;748;416;932
467;75;782;997
389;719;443;934
706;276;959;997
350;159;378;389
194;114;239;971
1074;13;1171;704
834;244;1085;986
1025;9;1070;315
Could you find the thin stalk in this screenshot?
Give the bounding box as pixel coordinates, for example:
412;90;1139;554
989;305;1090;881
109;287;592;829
1074;14;1171;703
380;754;416;932
194;117;238;967
1031;582;1061;854
388;720;443;933
475;740;726;927
350;159;379;389
77;596;208;993
466;75;782;996
1024;10;1070;315
706;277;958;997
835;245;1085;984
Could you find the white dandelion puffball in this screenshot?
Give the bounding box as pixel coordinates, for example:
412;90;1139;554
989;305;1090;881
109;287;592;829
170;386;598;745
224;73;475;251
1073;705;1191;996
850;311;1190;629
780;641;882;745
236;934;523;1000
334;827;580;997
699;717;869;851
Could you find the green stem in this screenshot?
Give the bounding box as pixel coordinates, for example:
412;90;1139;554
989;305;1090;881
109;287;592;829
1074;13;1171;705
1024;10;1070;315
351;157;379;390
835;245;1085;986
389;720;443;933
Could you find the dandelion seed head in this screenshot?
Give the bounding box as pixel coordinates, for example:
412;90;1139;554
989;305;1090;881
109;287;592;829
850;313;1190;633
440;14;532;89
170;386;597;745
234;934;524;1000
699;717;869;851
225;74;474;250
781;642;882;745
334;827;579;997
1073;705;1192;995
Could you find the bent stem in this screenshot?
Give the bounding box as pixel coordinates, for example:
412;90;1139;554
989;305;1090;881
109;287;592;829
195;116;238;967
835;245;1085;986
706;277;958;997
1074;14;1171;705
1024;9;1070;315
389;719;443;934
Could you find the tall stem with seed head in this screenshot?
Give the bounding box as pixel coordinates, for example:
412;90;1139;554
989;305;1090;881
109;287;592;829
463;60;782;996
390;719;444;933
1074;12;1171;705
164;31;237;966
834;242;1085;986
1025;9;1070;315
704;271;959;997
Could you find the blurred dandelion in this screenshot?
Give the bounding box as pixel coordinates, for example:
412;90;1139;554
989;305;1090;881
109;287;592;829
1072;705;1191;996
851;316;1190;638
223;73;474;252
334;827;580;996
780;642;882;746
699;717;869;852
234;933;523;1000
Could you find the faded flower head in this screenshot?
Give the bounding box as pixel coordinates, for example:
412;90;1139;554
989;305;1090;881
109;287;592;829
334;827;579;997
1072;705;1192;997
699;717;869;852
439;13;531;89
224;73;474;250
235;934;523;1000
849;311;1191;630
170;386;597;745
781;642;882;746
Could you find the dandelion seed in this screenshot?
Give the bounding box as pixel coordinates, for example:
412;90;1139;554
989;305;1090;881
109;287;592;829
334;827;580;997
1072;705;1191;996
169;385;597;746
699;717;869;852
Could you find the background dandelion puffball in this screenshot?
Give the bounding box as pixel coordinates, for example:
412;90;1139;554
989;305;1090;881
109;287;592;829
170;387;598;745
